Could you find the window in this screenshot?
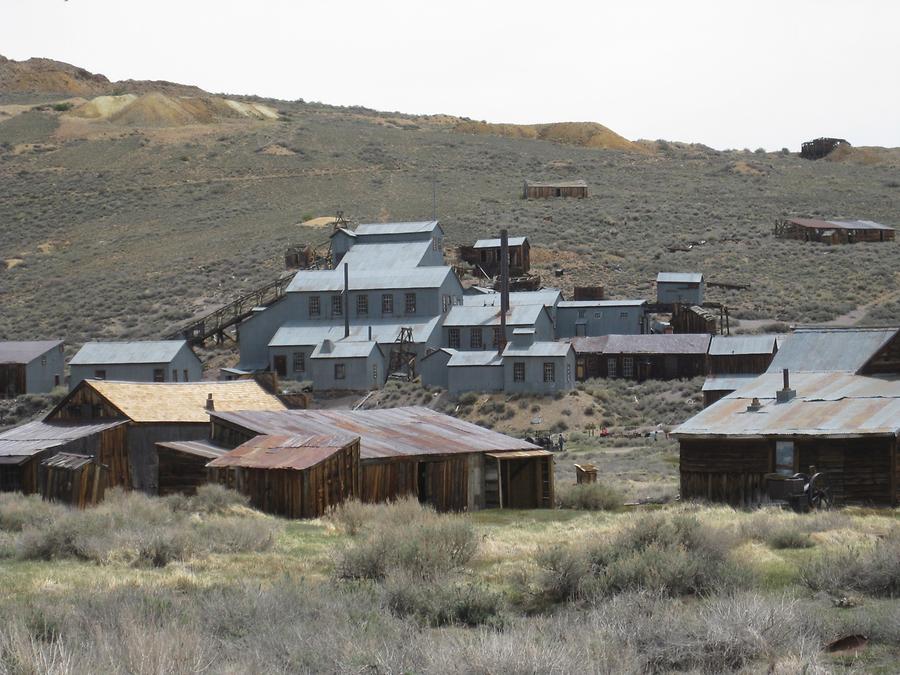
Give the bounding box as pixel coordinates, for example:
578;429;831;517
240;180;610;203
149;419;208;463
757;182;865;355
470;328;483;349
334;363;346;380
607;358;617;378
331;294;343;317
543;362;556;383
577;309;586;319
172;369;178;382
357;295;368;317
153;369;165;382
622;356;634;379
492;326;503;348
449;328;460;348
619;311;629;319
183;369;189;382
775;441;795;476
513;362;525;382
567;363;572;383
292;351;305;373
382;294;394;314
433;236;439;251
309;296;320;317
405;292;416;314
41;356;47;366
54;375;60;387
94;369;107;380
442;294;451;313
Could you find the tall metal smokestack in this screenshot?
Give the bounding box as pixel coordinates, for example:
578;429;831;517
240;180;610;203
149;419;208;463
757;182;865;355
498;229;509;353
343;263;350;339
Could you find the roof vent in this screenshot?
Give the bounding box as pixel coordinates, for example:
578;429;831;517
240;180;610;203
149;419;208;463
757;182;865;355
205;393;215;411
746;397;762;412
321;339;333;354
776;368;796;403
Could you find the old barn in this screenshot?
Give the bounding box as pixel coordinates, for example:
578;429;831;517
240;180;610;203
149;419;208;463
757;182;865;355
458;236;531;277
207;406;553;513
702;334;780;406
774;218;895;244
523;179;588;199
572;334;711;381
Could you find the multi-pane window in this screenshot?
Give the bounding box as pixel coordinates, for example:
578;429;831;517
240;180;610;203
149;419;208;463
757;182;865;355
543;362;555;383
607;358;617;378
622;356;634;379
619;311;629;319
309;296;320;317
442;294;451;313
382;294;393;314
433;236;439;251
775;441;795;476
578;309;587;319
153;368;165;382
449;328;460;348
492;326;503;348
357;295;368;317
405;292;416;314
513;362;525;382
470;328;483;349
94;369;107;380
292;351;305;373
331;294;343;317
334;363;346;380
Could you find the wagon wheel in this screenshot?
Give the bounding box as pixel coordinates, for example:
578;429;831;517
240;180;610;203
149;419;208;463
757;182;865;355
807;473;832;510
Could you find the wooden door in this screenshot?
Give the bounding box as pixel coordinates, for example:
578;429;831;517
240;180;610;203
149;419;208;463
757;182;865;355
273;355;287;377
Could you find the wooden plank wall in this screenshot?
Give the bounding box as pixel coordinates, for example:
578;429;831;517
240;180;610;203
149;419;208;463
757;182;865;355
361;458;417;503
423;456;469;512
680;439;770;506
157;447;210;496
48;386;120;421
0;364;26;398
98;425;130;490
39;462;107;508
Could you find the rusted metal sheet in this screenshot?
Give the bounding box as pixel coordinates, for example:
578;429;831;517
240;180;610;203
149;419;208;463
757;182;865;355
207;433;358;470
486;450;552;459
210;407;540;460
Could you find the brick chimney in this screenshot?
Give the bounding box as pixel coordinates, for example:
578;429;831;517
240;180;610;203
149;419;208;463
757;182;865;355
776;368;796;403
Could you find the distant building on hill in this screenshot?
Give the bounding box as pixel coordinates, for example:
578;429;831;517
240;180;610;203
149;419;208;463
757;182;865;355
523;179;588;199
774;218;895;244
656;272;704;306
0;340;64;397
68;340;202;389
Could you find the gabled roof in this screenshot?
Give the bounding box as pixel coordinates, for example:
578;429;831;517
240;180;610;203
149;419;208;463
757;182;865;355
701;374;761;392
462;289;563;308
310;341;381;359
557;300;646;308
524;179;587;188
674;372;900;439
572;334;711;355
69;340;193;366
473;236;528;249
447;351;504;367
353;221;441;236
287;267;453;292
502;341;572;358
54;379;286;424
708;335;779;356
211;406;539;460
0;419;126;460
338;240;436;270
443;304;546;327
207;432;358;470
657;272;703;284
268;316;442;347
766;328;898;374
0;340;62;364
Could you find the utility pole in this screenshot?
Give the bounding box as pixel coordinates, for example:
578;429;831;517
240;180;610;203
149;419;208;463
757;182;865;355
432;173;437;221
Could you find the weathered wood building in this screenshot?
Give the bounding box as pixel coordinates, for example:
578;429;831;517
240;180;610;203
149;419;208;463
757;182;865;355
458;236;531;277
523;179;588;199
702;334;780;406
656;272;704;306
207;433;360;518
675;371;900;507
43;379;285;495
774;218;895;244
572;334;711;381
39;453;108;508
800;137;849;160
0;341;64;398
208;407;553;513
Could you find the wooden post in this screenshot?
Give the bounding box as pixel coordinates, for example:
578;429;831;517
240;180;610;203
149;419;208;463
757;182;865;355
496;456;503;508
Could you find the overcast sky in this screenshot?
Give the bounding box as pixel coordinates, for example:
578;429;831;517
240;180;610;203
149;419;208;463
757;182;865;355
3;0;898;150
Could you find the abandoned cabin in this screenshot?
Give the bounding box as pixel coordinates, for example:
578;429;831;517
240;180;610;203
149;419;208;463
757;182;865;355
774;218;895;244
458;236;531;277
68;340;203;389
0;340;64;398
702;334;780;406
675;326;900;506
656;272;705;306
39;452;108;508
207;406;554;513
800;137;849;160
522;179;588;199
555;300;647;338
572;333;711;381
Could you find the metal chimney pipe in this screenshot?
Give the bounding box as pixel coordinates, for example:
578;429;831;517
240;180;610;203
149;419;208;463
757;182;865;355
782;368;789;391
498;229;509;354
343;263;350;339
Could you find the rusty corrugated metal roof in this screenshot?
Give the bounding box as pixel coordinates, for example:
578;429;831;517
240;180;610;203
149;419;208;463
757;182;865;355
767;328;898;374
211;406;539;460
0;419;127;458
674;372;900;439
208;432;358;470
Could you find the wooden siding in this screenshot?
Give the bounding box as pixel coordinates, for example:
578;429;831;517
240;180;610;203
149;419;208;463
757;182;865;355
708;354;773;375
458;242;530;277
39;460;107;508
360;458;417;503
157;446;210;496
860;332;900;375
0;364;26;398
576;353;706;381
209;440;360;518
49;385;122;422
523;184;588;199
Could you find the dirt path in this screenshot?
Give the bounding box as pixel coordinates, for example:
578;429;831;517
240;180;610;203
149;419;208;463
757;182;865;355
822;285;900;326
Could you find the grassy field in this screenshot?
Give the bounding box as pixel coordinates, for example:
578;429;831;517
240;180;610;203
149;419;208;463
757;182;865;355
1;488;897;673
1;91;899;354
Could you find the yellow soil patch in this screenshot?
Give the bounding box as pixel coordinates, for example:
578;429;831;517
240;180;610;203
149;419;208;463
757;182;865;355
826;144;900;165
224;99;279;120
259;143;296;156
302;216;340;227
37;242;57;254
70;94;137;119
729;160;768;177
4;258;24;269
0;104;33;120
455;120;650;153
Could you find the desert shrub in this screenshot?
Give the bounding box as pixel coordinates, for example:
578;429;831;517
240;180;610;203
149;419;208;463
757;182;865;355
800;530;900;597
0;493;64;532
458;392;478;405
185;483;249;514
334;499;478;581
534;546;593;603
766;528;814;550
383;573;504;627
556;482;622;511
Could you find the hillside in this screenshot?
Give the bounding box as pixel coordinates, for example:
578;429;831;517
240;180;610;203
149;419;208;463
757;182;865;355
454;120;648;153
1;56;899;348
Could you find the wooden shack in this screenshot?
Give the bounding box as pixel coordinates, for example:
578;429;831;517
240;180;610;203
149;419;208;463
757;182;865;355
674;372;900;507
39;453;108;508
523;180;588;199
572;334;711;381
207;433;360;518
775;218;895;244
208;406;552;512
702;335;780;406
154;440;230;495
44;379;285;495
800;137;849;160
671;304;724;335
458;236;530;277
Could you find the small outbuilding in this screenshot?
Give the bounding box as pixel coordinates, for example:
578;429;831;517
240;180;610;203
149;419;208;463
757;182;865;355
446;351;504;396
207;432;361;518
502;332;575;394
308;339;385;390
39;452;108;508
0;340;64;398
656;272;705;306
459;236;531;277
68;340;203;389
523;179;588;199
572;334;711;381
555;300;647;338
774;218;895;244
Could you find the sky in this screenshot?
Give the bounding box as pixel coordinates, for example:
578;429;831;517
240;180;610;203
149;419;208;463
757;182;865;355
3;0;899;150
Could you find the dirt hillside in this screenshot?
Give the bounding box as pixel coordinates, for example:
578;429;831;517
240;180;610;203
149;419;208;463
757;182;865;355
68;93;279;127
454;120;649;153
